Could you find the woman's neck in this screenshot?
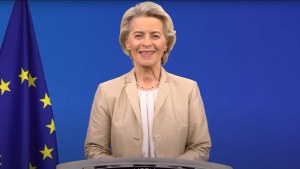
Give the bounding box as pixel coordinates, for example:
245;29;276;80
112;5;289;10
134;66;161;90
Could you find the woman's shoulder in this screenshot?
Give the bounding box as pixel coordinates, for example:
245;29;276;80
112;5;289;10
167;72;196;86
166;72;200;96
97;72;128;90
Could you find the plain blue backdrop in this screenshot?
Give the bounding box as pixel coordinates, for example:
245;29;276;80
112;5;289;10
1;1;300;169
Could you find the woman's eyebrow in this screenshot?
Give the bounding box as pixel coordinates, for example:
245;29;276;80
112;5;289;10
133;31;144;34
150;31;162;35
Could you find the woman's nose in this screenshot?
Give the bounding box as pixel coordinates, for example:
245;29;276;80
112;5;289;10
142;37;152;48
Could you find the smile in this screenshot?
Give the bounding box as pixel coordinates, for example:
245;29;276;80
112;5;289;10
139;51;155;57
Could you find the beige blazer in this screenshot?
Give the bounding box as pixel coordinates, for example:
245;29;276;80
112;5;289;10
85;67;211;161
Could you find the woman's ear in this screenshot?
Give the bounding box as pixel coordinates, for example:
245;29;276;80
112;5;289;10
126;40;130;50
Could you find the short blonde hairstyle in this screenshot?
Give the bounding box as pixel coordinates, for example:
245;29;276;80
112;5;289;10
119;1;176;65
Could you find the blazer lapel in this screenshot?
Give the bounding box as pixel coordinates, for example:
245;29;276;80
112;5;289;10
125;69;141;126
154;67;171;118
124;67;171;126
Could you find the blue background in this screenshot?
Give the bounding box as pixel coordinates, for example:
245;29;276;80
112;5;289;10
1;1;300;169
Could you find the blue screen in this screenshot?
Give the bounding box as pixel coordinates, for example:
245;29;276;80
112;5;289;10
1;1;300;169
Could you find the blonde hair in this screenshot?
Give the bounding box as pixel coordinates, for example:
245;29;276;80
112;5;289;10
119;1;176;65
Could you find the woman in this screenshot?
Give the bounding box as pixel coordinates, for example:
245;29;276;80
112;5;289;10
85;1;211;161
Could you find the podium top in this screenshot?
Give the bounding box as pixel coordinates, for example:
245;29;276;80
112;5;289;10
57;158;232;169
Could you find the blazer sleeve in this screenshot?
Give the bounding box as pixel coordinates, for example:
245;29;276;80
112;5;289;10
177;81;211;161
84;83;114;159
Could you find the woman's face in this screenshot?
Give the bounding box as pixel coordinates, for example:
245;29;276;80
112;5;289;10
126;16;167;69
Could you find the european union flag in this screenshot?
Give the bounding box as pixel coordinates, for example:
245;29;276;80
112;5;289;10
0;0;59;168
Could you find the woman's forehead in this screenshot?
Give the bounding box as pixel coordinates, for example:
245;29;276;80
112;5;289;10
130;16;164;32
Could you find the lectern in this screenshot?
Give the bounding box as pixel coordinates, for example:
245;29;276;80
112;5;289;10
57;158;232;169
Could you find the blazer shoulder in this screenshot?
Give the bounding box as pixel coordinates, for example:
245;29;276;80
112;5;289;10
167;72;197;87
97;73;128;94
166;72;202;100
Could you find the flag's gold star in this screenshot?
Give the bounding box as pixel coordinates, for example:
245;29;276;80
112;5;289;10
18;68;29;84
28;73;37;87
0;79;11;95
40;145;54;160
29;163;37;169
40;93;51;108
46;119;56;134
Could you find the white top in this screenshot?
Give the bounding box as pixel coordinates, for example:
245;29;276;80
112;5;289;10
138;88;158;157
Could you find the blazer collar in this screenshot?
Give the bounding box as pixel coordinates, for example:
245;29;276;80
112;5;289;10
124;67;171;125
154;67;171;118
124;69;141;126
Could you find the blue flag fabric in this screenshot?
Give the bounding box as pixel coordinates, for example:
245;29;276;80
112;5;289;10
0;0;59;168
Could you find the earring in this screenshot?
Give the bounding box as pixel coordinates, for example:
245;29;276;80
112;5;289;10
127;47;131;50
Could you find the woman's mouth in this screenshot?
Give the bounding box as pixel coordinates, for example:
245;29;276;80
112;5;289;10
139;51;155;57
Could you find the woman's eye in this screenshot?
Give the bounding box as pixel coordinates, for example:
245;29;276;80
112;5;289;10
135;34;143;38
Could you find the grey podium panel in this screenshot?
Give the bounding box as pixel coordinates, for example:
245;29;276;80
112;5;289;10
57;158;232;169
